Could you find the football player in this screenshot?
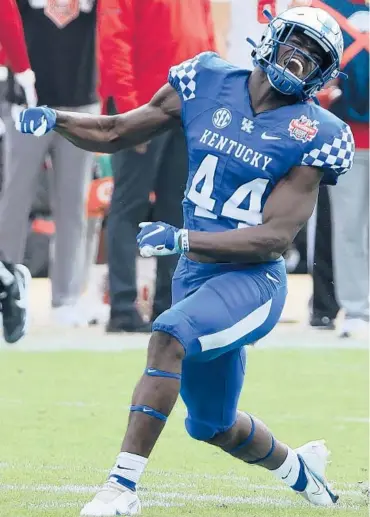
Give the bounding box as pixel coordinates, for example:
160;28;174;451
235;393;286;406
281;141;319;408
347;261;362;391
16;6;354;515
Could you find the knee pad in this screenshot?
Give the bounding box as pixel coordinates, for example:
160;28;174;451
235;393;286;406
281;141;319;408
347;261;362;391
185;416;219;441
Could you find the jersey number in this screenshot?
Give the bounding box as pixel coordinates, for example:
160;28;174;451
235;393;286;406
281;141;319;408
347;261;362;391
187;154;269;227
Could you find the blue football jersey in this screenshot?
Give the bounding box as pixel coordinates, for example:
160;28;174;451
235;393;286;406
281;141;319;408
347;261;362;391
168;52;355;233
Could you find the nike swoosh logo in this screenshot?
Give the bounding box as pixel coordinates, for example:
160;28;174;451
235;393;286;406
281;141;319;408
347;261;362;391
143;408;151;413
261;132;281;140
266;272;279;283
116;465;135;471
311;476;325;496
140;225;165;242
147;369;156;373
282;467;292;480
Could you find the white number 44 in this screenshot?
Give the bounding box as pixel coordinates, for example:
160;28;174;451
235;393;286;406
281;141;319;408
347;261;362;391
187;154;268;227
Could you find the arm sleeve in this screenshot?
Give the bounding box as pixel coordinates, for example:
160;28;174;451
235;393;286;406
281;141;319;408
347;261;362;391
0;0;31;73
98;0;138;114
301;121;355;185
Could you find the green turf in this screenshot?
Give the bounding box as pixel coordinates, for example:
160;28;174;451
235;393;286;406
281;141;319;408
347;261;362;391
0;347;368;516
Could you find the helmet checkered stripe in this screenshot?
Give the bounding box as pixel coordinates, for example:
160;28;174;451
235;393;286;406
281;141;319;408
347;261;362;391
170;57;200;101
302;126;355;174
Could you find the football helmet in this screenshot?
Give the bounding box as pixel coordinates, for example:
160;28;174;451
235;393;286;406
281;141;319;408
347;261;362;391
249;7;345;100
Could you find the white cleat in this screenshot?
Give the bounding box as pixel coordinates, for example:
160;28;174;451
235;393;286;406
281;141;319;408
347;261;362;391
80;480;141;516
51;305;89;328
295;440;339;506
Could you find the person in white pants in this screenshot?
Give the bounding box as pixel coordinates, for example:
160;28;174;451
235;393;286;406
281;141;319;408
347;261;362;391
329;149;369;337
0;103;100;326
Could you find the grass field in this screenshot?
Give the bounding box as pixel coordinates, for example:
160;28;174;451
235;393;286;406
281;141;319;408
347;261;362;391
0;345;368;517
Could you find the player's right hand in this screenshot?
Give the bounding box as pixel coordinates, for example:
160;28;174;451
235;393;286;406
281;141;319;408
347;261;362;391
15;107;57;137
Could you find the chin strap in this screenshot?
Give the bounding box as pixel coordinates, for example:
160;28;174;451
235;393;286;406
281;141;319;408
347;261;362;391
262;8;274;21
246;8;272;50
246;37;257;49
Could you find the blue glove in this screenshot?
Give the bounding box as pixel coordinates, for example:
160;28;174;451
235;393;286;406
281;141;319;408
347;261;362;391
15;107;56;137
137;222;189;257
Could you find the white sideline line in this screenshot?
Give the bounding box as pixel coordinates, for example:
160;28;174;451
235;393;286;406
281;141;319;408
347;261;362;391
148;490;362;510
340;417;369;424
21;500;185;510
147;483;362;497
0;483;363;511
0;462;364;492
149;470;366;492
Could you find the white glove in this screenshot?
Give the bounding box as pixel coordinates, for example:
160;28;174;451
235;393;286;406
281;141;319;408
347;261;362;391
14;69;37;107
12;69;38;124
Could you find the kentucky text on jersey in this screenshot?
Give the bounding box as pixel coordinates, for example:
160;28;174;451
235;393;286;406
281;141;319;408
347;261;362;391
199;129;273;171
169;52;355;233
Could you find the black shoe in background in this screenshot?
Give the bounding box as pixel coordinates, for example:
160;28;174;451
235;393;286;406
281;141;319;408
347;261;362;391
309;315;335;330
106;310;152;334
0;263;31;343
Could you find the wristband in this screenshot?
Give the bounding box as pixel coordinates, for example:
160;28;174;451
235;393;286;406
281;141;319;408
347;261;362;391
176;229;189;254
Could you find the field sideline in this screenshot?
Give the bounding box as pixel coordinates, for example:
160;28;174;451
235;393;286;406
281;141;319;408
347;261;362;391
0;275;368;516
0;338;368;517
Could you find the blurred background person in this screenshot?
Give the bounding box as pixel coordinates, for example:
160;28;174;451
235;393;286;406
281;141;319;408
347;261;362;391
0;0;36;195
227;0;368;336
307;183;339;329
0;0;37;111
98;0;216;333
0;0;36;343
326;0;369;337
0;0;100;327
301;0;369;336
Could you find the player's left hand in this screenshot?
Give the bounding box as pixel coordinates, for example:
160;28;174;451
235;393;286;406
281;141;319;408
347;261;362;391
136;221;188;257
15;106;56;137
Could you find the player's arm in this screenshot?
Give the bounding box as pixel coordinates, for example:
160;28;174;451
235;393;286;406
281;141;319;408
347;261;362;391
16;83;181;153
188;165;322;262
54;84;181;153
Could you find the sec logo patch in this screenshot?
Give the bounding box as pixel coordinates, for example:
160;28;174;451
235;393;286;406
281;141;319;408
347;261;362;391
212;108;232;129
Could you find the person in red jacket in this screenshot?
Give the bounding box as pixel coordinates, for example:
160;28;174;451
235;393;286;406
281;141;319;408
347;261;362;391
0;0;34;344
98;0;216;333
0;0;36;106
